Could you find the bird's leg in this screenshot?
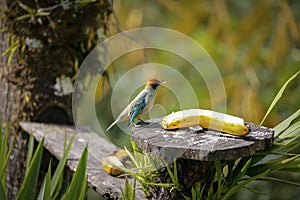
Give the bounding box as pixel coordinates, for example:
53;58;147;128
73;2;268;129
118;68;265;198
128;121;142;128
137;118;149;125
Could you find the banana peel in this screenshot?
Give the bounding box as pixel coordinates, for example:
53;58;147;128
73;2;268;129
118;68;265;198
102;149;129;176
160;109;249;136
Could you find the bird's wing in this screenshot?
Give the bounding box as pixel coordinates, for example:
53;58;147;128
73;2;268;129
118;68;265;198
106;90;148;131
129;92;148;123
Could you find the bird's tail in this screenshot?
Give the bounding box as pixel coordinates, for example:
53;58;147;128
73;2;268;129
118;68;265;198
106;120;117;132
106;112;128;132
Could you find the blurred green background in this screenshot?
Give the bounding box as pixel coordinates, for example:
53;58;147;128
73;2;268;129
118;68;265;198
94;0;299;138
92;1;300;199
105;0;299;125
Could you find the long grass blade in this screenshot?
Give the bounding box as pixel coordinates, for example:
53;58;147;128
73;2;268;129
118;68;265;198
222;170;269;200
16;138;44;200
260;70;300;125
78;175;88;200
231;158;252;187
214;160;222;199
0;123;14;193
50;134;75;196
44;164;51;200
62;146;88;200
274;109;300;138
258;176;300;187
37;160;52;200
275;121;300;145
0;181;7;200
26;134;34;173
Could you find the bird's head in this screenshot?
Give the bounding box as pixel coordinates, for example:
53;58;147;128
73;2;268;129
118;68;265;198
146;78;166;89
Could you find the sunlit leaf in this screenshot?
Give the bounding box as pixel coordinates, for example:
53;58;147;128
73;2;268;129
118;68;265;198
274;109;300;138
260;71;300;125
275;121;300;145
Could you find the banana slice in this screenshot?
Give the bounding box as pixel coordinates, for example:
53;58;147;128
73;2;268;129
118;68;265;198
160;109;249;136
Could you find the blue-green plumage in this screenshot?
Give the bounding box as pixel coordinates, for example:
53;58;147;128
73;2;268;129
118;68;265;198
106;78;165;131
129;92;147;123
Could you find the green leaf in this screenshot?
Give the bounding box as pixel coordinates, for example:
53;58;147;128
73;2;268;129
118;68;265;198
37;160;52;200
0;122;8;178
275;121;300;145
18;1;36;13
231;158;252;187
274;109;300;138
0;123;14;193
122;178;135;200
258;176;300;187
222;170;270;200
6;42;20;67
191;183;204;200
78;175;88;200
163;159;179;187
0;137;14;193
62;146;88;200
248;154;300;177
0;181;7;200
16;138;44;200
26;134;34;173
279;157;300;173
243;185;267;195
124;146;140;169
214;160;222;199
260;70;300;125
44;170;51;200
50;134;75;196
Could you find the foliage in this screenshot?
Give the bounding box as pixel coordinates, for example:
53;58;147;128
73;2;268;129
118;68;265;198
0;124;89;200
0;121;14;200
17;136;44;200
119;141;180;198
120;178;136;200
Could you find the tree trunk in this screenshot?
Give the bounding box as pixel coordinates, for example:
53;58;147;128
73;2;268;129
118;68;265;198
0;0;111;199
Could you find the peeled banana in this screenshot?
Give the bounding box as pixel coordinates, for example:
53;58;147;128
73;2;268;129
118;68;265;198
160;109;249;136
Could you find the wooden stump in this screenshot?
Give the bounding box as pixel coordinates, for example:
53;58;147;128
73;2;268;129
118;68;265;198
132;118;274;199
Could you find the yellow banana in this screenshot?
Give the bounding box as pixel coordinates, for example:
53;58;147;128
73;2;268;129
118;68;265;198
160;109;249;136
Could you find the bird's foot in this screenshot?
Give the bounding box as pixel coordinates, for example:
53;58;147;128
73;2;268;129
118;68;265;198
133;123;142;128
188;125;204;133
137;118;149;125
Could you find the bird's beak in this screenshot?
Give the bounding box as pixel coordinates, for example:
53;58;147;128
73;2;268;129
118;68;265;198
160;80;166;84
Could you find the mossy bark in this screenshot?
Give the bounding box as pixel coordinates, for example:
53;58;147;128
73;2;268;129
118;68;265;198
0;0;111;199
150;159;216;200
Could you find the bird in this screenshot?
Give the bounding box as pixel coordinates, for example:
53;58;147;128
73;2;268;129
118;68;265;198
106;78;166;131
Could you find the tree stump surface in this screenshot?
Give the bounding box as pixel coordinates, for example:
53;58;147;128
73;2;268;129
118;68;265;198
132;118;274;199
20;122;146;200
132;118;274;161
